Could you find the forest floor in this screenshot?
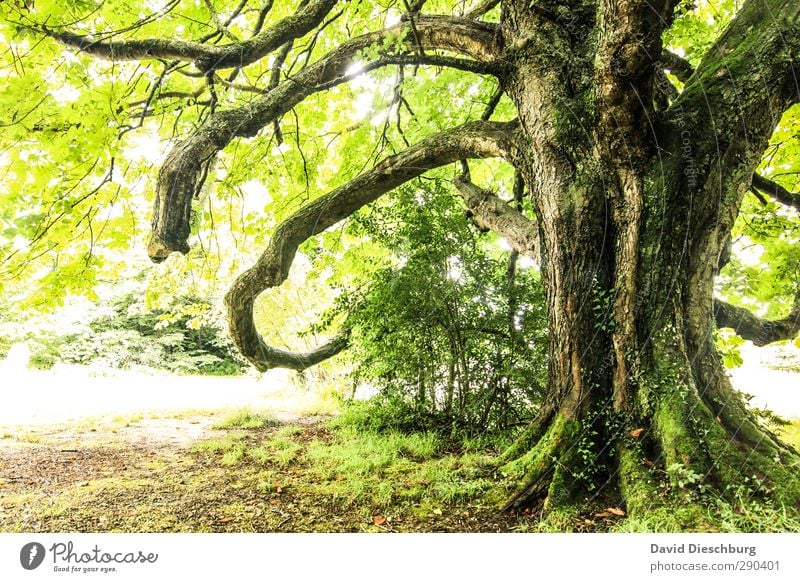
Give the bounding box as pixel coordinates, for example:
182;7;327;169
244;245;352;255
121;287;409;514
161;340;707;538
0;409;562;533
1;359;799;533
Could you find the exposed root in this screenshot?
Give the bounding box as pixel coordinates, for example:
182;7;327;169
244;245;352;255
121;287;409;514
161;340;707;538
498;415;580;513
615;440;661;516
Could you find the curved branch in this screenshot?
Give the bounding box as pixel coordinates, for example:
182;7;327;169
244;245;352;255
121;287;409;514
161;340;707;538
41;0;337;72
714;296;800;346
224;119;519;371
42;8;499;74
453;177;539;261
751;173;800;212
148;20;503;261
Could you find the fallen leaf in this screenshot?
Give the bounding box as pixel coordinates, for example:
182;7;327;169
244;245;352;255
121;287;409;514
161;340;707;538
643;459;654;467
274;483;283;494
606;507;626;517
432;508;442;516
372;516;386;525
594;511;612;518
217;517;235;523
629;428;645;438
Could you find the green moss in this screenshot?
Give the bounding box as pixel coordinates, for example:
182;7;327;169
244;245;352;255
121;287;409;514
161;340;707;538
497;419;548;465
616;443;660;516
500;415;578;480
654;387;709;478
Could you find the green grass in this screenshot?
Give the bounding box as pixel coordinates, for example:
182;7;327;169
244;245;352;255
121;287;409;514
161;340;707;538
610;499;800;533
778;417;800;450
212;409;280;430
191;434;244;454
305;428;441;478
6;411;799;534
249;438;302;467
189;420;495;511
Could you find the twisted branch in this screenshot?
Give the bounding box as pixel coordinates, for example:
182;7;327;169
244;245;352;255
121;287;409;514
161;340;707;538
224;120;519;371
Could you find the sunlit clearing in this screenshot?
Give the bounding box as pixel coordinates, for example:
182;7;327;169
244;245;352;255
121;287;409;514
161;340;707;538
0;349;340;426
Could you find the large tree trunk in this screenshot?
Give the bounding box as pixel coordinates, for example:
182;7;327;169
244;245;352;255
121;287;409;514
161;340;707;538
496;0;800;515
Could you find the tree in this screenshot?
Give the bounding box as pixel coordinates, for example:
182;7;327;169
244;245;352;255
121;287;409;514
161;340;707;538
1;0;799;516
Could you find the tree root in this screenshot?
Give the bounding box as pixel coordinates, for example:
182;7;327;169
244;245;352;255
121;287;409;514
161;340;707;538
498;415;581;513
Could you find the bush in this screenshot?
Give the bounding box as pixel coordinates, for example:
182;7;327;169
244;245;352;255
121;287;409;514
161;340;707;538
16;294;247;375
330;182;548;435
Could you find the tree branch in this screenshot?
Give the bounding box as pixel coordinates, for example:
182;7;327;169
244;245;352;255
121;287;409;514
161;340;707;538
666;0;800;333
466;0;501;19
41;0;337;72
43;6;500;74
714;295;800;346
148;18;503;261
452;177;539;261
223;119;519;371
661;49;693;83
751;173;800;212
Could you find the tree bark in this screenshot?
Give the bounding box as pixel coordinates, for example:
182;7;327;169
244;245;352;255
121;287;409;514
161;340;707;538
494;0;800;514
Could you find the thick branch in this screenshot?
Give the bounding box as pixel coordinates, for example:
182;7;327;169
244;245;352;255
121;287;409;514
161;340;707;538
224;120;519;371
453;177;539;261
148;18;502;261
714;297;800;346
45;9;498;73
466;0;501;19
661;50;693;83
751;173;800;212
666;0;800;349
43;0;337;72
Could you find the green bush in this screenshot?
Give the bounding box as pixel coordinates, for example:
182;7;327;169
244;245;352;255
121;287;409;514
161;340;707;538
16;294;247;375
329;182;548;435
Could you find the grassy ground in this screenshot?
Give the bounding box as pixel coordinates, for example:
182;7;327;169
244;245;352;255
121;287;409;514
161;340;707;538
1;410;799;533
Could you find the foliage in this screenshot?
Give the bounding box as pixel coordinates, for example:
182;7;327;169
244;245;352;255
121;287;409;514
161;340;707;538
0;0;798;525
326;181;547;434
0;0;797;385
12;293;246;375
